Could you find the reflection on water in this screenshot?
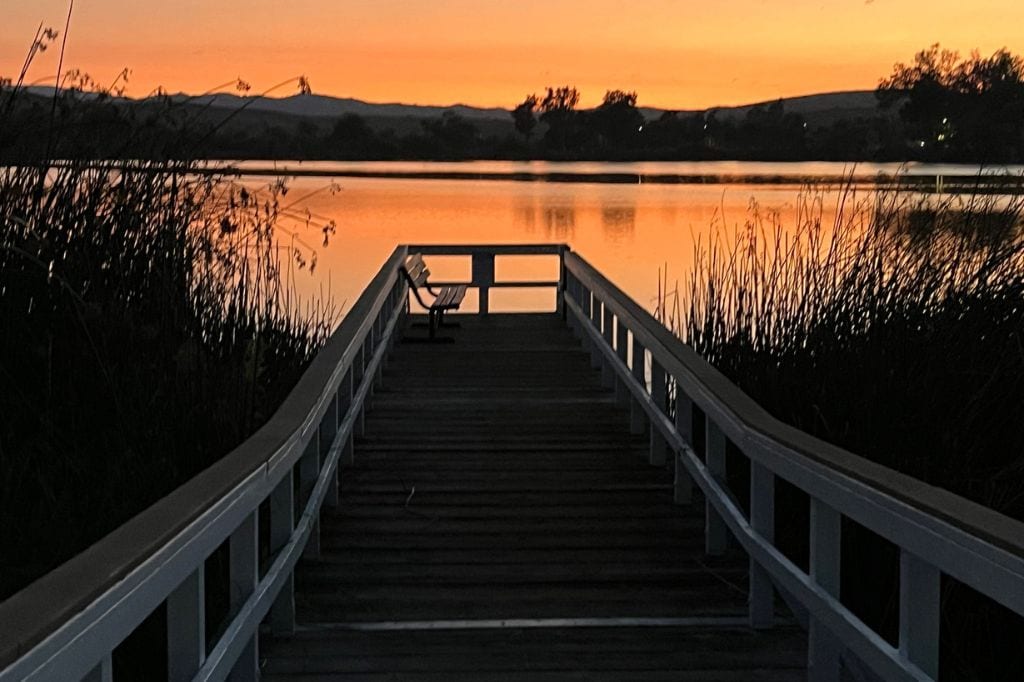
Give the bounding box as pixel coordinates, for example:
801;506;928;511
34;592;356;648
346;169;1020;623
514;196;576;239
514;196;535;233
248;167;1016;318
543;205;576;238
229;159;1024;182
601;204;636;241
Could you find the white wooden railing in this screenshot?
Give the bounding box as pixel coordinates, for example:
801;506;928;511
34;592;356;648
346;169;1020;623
2;244;1022;682
562;251;1024;682
0;244;564;682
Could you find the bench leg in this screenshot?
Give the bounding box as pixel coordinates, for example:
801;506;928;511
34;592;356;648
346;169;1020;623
429;310;437;340
437;310;461;328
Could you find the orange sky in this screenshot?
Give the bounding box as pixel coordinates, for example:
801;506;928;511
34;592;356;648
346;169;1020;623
4;1;1023;110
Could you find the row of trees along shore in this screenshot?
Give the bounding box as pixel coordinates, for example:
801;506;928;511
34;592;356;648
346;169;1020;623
373;43;1024;162
2;45;1022;163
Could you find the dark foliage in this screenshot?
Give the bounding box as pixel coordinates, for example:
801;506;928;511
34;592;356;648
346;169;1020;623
878;44;1024;162
668;182;1024;681
0;85;902;163
512;94;539;140
0;30;335;602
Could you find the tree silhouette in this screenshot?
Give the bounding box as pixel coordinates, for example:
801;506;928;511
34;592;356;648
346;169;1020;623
512;94;539;140
740;100;807;159
538;86;581;152
539;86;580;117
601;89;638;108
592;89;643;149
878;44;1024;160
327;113;382;158
419;111;480;158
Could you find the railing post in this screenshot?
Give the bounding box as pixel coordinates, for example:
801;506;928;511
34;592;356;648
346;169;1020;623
705;417;728;555
557;249;567;318
614;319;630;406
649;358;667;466
809;498;842;682
269;468;295;634
166;567;205;682
589;297;602;369
674;391;693;504
630;338;647;435
228;512;258;682
82;655;113;682
355;345;366;438
300;434;320;560
322;395;339;508
472;251;495;315
364;337;375;400
374;317;385;388
601;304;615;388
342;368;356;467
574;285;591;344
378;300;390;383
749;461;775;628
389;282;405;352
573;276;581;308
566;275;581;337
899;550;940;679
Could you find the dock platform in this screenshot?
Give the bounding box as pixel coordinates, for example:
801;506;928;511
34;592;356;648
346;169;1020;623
261;314;806;680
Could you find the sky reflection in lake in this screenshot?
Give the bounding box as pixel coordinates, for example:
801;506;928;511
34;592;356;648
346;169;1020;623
271;173;853;317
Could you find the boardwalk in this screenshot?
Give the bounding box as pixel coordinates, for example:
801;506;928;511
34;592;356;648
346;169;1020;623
261;314;806;680
6;246;1020;682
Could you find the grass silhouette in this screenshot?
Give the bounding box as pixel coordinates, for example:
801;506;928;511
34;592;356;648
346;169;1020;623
666;176;1024;679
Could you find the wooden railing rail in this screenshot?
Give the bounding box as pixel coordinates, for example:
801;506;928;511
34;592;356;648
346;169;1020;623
4;244;1022;682
562;250;1024;682
0;247;411;681
408;243;567;314
0;244;568;682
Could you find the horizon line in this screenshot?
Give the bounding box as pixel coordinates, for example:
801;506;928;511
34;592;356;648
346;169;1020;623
18;84;879;114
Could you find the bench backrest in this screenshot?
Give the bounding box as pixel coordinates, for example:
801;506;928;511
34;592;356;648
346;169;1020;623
401;253;429;289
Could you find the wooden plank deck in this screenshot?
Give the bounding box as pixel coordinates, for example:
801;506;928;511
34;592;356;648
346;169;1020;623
261;314;806;680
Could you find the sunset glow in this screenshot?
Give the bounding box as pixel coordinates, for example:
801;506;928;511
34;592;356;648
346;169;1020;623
4;0;1024;109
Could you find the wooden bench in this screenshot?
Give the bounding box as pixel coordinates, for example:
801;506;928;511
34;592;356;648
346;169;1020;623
400;253;467;339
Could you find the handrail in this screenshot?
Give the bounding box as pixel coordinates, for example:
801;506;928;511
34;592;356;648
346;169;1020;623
408;243;566;256
564;251;1024;558
0;246;411;680
5;243;1020;682
562;250;1024;682
406;243;567;314
0;243;569;682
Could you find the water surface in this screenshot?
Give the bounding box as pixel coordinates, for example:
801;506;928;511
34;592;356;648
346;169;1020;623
250;161;1018;316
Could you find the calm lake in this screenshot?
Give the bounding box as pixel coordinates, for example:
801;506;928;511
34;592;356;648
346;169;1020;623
243;160;1024;317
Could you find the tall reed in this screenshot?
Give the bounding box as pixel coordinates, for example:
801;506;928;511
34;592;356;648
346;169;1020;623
669;178;1024;680
0;160;338;598
1;27;337;601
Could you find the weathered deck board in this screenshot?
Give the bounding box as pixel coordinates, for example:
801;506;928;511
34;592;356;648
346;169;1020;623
261;314;806;680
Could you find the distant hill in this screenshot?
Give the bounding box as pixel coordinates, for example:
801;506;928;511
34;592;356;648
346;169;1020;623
162;90;883;124
4;85;917;161
22;86;882;130
173;89;884;128
167;93;513;122
9;86;897;160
